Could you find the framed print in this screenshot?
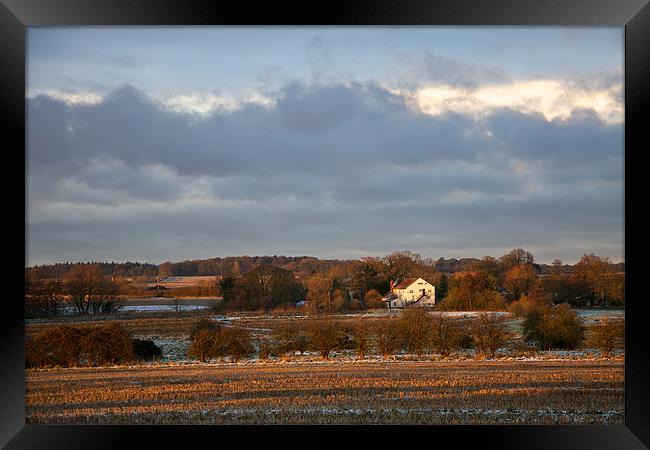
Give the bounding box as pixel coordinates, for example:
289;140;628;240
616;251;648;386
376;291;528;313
2;0;649;448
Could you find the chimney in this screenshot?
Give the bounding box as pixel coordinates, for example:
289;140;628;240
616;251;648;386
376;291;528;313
390;280;395;292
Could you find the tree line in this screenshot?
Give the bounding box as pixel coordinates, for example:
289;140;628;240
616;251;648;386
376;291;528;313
25;249;625;318
27;251;623;281
27;261;158;280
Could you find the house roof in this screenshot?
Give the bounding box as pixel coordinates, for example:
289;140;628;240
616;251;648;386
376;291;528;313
393;277;420;290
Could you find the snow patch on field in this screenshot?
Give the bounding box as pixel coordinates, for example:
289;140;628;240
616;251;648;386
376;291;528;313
122;305;210;312
575;309;625;324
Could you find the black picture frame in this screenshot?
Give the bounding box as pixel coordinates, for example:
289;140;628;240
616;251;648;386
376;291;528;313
2;0;648;448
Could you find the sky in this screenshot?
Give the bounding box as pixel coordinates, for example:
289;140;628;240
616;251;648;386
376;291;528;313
26;27;624;266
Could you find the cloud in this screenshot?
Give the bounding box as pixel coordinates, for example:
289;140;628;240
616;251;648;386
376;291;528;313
26;81;623;265
385;51;507;92
396;77;623;125
412;51;511;88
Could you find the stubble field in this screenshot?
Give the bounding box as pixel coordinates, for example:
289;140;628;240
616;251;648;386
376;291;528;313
26;359;623;425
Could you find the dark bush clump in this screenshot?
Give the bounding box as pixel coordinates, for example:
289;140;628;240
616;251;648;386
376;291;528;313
132;339;163;361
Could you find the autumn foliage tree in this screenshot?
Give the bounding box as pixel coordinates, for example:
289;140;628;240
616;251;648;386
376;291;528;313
503;264;537;300
508;281;552;317
364;289;385;309
306;275;334;313
571;254;624;306
441;271;505;311
499;249;535;272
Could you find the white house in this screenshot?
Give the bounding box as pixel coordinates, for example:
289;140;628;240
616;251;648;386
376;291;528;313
384;277;436;308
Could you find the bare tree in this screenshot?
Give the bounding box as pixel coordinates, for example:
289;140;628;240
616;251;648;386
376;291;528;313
25;274;64;318
64;265;119;315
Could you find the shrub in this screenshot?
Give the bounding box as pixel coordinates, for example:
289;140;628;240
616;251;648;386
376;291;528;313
374;319;403;359
349;298;365;311
100;323;135;364
585;317;624;357
187;329;219;362
523;304;585;350
307;319;346;359
41;325;85;367
271;322;308;357
429;315;463;356
79;330;109;366
351;319;370;359
190;318;222;340
469;313;512;357
258;341;275;360
398;309;432;357
332;289;351;312
220;327;255;362
26;336;49;368
27;324;135;368
187;326;254;363
133;339;163;361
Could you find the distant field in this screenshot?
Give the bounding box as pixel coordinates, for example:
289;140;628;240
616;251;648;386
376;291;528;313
26;359;624;425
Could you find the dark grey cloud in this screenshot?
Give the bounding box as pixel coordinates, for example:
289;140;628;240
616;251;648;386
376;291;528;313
26;82;623;265
393;51;511;89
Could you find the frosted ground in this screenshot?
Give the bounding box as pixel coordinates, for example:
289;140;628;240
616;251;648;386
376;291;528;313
139;308;624;363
